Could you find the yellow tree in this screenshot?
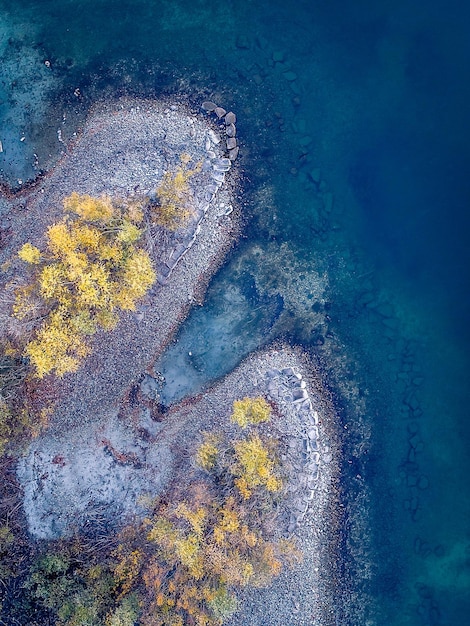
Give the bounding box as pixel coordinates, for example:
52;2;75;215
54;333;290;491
14;193;155;377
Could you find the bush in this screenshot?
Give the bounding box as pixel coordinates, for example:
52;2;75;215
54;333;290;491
25;542;117;626
152;155;200;230
231;396;271;428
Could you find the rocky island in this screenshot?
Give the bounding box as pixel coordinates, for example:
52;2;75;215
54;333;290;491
0;98;340;626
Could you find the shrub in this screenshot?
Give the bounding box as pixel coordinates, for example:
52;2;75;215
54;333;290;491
25;543;116;626
105;594;140;626
231;396;271;428
233;434;282;499
153;155;200;230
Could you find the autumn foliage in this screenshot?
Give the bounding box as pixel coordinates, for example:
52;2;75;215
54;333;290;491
6;396;297;625
110;397;297;626
14;193;155;378
153;154;200;230
230;396;271;428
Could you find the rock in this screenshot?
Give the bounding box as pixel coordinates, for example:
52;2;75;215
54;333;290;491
292;388;308;401
214;107;227;119
417;475;429;490
410;496;419;512
322;452;332;464
299;135;313;147
226;137;237;149
282;367;296;376
303;490;315;502
307;478;317;490
236;34;250;49
272;50;285;62
211;171;225;184
287;520;297;534
266;368;280;378
225;123;236;137
292;498;306;514
309;168;321;184
307;427;319;441
406;474;417;487
208;129;221;144
201;101;217;112
206;150;216;159
213;157;231;171
228;146;239;160
140;374;160;399
171;243;187;261
283;71;298;81
225;111;236;125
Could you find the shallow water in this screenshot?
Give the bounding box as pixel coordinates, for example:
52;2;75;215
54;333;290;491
1;0;469;623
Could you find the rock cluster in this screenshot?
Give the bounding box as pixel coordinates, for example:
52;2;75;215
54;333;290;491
155;102;238;286
264;366;324;533
201;101;240;161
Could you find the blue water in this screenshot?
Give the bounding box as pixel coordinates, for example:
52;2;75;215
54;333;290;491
1;0;469;623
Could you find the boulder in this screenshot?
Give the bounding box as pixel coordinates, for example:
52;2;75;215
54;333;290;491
213;157;231;171
201;101;217;112
225;111;237;125
225;123;236;137
208;129;221;144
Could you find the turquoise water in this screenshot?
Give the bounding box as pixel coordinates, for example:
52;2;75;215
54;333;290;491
1;0;469;623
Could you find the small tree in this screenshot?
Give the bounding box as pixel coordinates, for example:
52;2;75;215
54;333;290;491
14;193;155;378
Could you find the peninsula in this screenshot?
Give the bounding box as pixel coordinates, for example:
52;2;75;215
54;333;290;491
0;98;340;626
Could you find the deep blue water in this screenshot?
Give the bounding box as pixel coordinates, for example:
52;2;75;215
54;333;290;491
1;1;469;623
